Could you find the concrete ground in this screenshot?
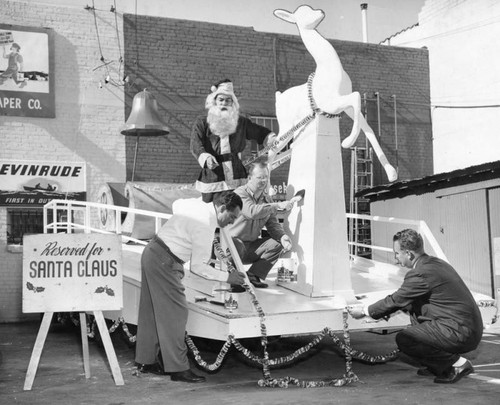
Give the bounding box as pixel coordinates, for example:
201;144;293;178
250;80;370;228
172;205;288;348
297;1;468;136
1;319;500;405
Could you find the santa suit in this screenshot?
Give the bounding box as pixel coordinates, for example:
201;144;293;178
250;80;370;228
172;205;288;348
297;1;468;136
190;115;270;198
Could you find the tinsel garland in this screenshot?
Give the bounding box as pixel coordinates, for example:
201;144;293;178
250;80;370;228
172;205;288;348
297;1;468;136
243;71;343;168
242;113;315;168
61;232;398;387
477;299;496;307
186;311;365;388
185;335;233;371
187;235;399;388
327;328;399;364
109;317;136;343
255;312;360;388
212;231;271;380
87;315;136;344
306;72;343;119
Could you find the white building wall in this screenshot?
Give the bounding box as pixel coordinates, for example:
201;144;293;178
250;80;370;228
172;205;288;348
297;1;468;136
381;0;500;174
371;186;494;297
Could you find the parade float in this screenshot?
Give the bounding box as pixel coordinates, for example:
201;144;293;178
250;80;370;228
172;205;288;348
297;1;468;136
39;5;496;387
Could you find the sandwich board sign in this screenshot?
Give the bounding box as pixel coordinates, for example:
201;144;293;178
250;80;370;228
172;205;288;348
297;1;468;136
22;233;124;389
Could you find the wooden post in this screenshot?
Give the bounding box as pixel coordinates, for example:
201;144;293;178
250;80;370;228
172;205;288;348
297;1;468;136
23;311;124;390
79;312;91;379
93;311;124;386
283;115;356;303
24;312;53;390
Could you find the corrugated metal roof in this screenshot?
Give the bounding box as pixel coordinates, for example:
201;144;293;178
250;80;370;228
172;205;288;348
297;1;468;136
356;160;500;202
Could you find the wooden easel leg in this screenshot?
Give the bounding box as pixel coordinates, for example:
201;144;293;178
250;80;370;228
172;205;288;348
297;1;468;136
23;311;54;391
79;312;91;378
93;311;124;386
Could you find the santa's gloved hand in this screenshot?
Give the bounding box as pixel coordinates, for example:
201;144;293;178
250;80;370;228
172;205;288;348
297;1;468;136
266;132;278;146
206;155;219;170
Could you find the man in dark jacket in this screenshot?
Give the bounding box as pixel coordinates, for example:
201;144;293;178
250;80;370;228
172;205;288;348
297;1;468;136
349;228;483;384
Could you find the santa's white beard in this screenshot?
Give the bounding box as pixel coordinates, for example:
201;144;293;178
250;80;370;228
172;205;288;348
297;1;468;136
207;105;239;138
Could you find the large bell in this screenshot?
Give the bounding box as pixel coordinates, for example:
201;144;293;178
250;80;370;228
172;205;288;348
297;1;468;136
121;89;170;136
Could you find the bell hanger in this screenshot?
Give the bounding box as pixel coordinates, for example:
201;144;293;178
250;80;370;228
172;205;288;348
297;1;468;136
121;89;170;180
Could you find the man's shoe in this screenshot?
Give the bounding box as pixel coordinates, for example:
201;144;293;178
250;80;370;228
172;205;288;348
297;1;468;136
434;360;474;384
170;369;206;383
247;273;268;288
230;284;246;293
136;362;167;375
416;368;434;377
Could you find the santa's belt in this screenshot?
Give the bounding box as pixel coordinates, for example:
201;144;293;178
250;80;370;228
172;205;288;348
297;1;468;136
216;153;237;162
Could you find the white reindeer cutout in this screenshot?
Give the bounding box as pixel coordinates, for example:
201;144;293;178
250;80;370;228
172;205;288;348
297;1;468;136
272;5;397;182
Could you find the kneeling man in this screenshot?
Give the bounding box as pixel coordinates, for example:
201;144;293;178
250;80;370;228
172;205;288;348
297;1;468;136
349;228;483;384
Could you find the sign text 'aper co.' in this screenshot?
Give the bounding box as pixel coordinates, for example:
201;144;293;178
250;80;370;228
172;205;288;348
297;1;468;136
0;96;44;110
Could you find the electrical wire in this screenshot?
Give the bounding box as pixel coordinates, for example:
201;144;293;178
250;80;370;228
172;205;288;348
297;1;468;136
135;0;139;68
390;14;500;46
88;0;130;88
90;0;113;84
91;0;105;63
113;0;122;60
110;0;124;86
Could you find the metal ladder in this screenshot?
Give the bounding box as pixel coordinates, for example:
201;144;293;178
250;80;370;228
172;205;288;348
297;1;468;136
349;145;374;257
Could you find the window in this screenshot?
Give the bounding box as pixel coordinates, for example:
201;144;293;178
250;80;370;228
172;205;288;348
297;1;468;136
7;208;44;245
250;115;294;154
251;116;280;134
250;116;289;155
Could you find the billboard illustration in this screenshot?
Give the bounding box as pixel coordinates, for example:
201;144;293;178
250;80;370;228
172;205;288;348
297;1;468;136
0;24;54;118
0;160;86;206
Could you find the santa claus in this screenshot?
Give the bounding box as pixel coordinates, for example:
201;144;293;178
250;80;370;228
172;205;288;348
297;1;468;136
190;79;275;202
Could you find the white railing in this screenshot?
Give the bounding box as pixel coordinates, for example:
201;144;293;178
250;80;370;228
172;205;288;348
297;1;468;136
43;199;172;246
346;212;448;262
43;200;446;262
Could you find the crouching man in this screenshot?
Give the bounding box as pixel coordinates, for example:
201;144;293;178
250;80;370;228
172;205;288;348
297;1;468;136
349;228;483;384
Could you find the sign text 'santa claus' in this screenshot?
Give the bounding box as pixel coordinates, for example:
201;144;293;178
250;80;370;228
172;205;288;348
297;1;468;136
29;241;118;278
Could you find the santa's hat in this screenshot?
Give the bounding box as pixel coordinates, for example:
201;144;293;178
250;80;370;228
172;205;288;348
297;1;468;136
212;79;235;97
205;79;239;109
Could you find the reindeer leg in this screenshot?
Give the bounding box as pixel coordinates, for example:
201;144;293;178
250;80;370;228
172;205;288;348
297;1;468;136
319;92;361;148
341;109;362;148
359;115;398;182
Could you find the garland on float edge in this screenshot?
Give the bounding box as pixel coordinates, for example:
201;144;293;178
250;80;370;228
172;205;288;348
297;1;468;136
81;231;399;386
88;316;136;343
185;312;366;388
184;234;398;388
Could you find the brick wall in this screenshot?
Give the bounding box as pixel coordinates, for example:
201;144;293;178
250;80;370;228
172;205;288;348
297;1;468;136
123;14;433;197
